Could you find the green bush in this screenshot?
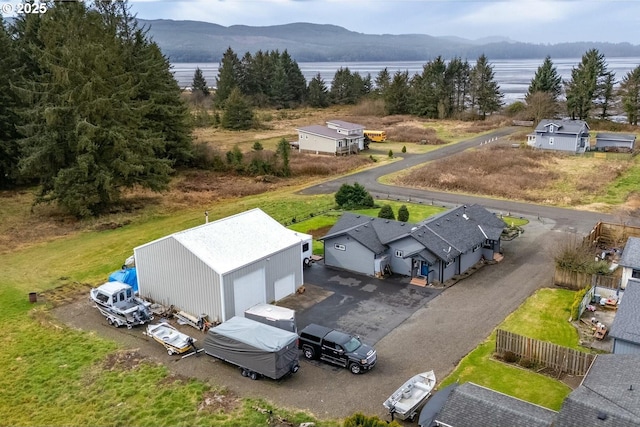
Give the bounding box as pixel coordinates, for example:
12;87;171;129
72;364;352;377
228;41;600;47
378;204;395;220
343;412;402;427
335;182;375;209
397;205;409;222
503;351;519;363
401;145;406;153
388;149;393;158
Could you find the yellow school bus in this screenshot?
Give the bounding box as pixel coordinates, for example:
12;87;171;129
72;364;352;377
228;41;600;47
364;130;387;142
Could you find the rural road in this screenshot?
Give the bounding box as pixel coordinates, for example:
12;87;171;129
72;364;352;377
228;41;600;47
55;126;640;424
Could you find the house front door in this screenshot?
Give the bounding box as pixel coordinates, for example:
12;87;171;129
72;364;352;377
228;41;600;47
420;262;429;276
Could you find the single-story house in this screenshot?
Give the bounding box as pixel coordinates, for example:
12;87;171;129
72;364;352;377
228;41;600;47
618;236;640;289
421;354;640;427
296;119;365;155
320;204;505;284
595;132;636;152
424;382;557;427
553;354;640;426
134;208;310;323
609;279;640;354
527;119;590;153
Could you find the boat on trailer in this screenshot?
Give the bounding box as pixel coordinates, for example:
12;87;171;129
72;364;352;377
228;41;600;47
89;281;153;329
383;370;436;421
146;321;197;355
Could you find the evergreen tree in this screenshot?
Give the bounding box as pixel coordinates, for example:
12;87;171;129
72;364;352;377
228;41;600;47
276;137;291;177
384;71;410;115
378;204;395;220
564;49;609;120
397;205;409;222
192;66;209;96
15;1;176;217
411;56;451;119
526;56;562;102
596;71;615;120
374;67;391;97
215;47;241;108
0;16;21;187
470;54;503;119
221;87;254;130
448;57;471;114
330;67;357;104
334;182;374;209
618;65;640;125
307;73;329;107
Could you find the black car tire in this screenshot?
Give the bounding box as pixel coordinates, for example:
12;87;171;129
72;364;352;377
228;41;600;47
249;371;258;380
349;363;362;374
303;346;315;360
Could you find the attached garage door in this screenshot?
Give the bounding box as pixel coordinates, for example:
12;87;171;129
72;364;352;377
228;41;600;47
233;269;266;317
274;273;295;301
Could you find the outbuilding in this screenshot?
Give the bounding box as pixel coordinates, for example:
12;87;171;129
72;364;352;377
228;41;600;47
134;208;309;323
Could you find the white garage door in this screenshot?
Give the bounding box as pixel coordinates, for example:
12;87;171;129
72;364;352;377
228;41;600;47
274;273;295;301
233;269;266;317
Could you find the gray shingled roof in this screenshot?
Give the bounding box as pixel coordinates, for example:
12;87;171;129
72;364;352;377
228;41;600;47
297;124;344;140
596;132;636;143
326;119;364;130
534;119;589;135
435;382;556;427
554;354;640;427
618;236;640;268
609;280;640;344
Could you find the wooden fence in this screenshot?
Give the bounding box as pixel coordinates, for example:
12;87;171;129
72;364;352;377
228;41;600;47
584;221;640;248
553;267;619;290
495;329;595;376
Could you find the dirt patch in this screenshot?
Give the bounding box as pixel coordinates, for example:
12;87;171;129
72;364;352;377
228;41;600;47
198;389;241;414
306;225;333;240
103;349;147;371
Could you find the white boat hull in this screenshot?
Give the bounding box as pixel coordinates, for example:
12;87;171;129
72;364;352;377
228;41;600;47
383;370;436;421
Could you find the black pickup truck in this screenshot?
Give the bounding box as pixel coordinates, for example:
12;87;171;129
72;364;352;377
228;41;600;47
298;323;377;374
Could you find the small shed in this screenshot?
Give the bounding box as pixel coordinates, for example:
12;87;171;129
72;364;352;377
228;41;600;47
134;208;306;323
595;132;636;152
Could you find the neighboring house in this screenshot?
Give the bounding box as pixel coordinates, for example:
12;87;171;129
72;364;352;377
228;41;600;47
319;204;505;283
595;132;636;152
527;119;590;153
425;382;557;427
618;236;640;290
134;208;310;323
553;354;640;426
609;279;640;354
296;119;365;155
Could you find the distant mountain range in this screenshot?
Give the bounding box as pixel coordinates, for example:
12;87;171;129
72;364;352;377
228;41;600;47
137;19;640;62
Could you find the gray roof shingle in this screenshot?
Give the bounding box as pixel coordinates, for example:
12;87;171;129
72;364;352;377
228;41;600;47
619;236;640;268
609;280;640;344
296;124;344;140
326;119;364;130
554;354;640;427
534;119;589;135
435;382;556;427
596;132;637;143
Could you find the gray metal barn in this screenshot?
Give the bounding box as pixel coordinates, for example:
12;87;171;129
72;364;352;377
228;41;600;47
134;208;305;323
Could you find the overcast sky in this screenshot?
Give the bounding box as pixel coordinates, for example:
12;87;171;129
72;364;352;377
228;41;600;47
126;0;640;45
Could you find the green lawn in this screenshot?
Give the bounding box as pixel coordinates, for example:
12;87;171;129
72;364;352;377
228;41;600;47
439;288;582;411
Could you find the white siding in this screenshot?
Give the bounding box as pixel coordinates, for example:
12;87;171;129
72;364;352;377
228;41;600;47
298;133;337;154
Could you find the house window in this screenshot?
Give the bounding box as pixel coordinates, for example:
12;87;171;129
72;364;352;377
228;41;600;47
334;243;346;251
302;242;309;252
632;269;640;279
549;137;554;145
549;125;554;133
395;250;403;258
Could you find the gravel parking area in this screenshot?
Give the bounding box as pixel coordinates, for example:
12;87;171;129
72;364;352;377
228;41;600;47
53;213;568;423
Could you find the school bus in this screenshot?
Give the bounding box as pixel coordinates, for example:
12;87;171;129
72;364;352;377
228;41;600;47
364;130;387;142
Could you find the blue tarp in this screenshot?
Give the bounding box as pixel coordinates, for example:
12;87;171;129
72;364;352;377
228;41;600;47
108;267;138;292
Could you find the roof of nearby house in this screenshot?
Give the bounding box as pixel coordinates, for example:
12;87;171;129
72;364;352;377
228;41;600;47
434;382;557;427
534;119;589;135
296;124;344;141
135;208;301;275
609;280;640;344
319;213;411;255
596;132;637;142
320;204;504;262
553;354;640;427
618;236;640;268
326;119;364;130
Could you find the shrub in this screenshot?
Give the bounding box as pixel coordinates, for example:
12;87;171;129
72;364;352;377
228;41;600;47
388;149;393;158
401;145;406;153
519;358;535;369
503;351;519;363
344;412;402;427
252;142;263;151
335;182;375;209
397;205;409;222
378;204;395;220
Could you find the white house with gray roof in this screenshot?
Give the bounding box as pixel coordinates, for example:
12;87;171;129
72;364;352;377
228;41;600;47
134;208;307;323
319;204;505;283
527;119;590;153
618;236;640;289
296;119;365;155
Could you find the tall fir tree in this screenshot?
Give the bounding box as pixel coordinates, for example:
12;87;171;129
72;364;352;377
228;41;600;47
526;56;562;103
384;71;410;115
618;66;640;125
307;73;329;107
0;15;21;187
221;87;254;130
215;47;241;108
192;66;209;96
470;54;503;119
564;49;609;120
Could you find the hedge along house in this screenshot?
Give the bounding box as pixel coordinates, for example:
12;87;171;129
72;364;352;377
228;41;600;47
319;204;505;284
295;119;365;155
134;208;309;324
527;119;590;153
